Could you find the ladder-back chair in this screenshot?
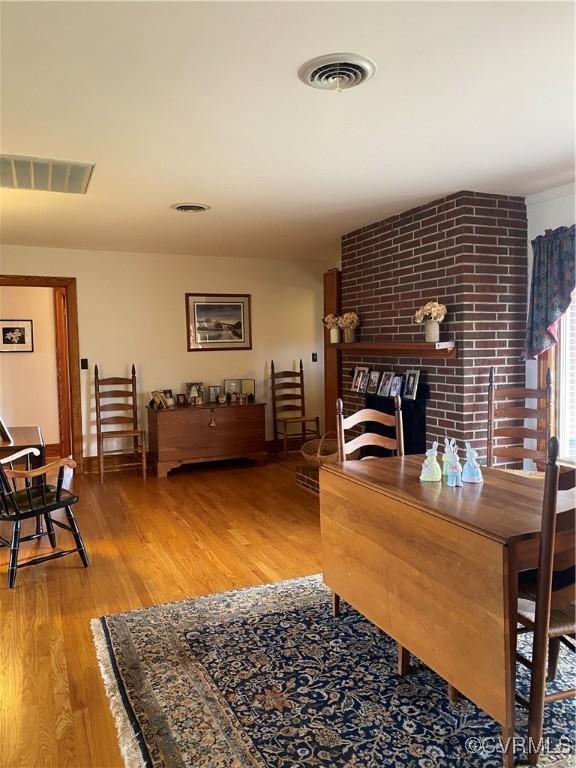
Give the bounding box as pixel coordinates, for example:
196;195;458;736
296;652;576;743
487;366;552;473
515;437;575;765
271;359;320;461
95;364;146;483
333;395;404;618
0;448;88;587
336;396;404;463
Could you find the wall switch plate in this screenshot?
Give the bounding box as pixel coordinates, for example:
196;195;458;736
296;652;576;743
312;352;318;362
80;358;88;370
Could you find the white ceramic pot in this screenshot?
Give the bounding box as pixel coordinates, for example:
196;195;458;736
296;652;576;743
329;327;341;344
425;319;440;342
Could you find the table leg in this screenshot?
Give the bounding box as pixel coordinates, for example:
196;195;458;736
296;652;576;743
398;645;411;676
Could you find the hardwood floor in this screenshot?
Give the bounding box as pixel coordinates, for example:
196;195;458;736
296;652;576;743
0;460;321;768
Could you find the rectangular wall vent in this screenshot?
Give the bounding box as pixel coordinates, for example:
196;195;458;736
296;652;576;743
0;155;95;194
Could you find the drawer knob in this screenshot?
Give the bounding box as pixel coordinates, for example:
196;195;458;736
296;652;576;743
209;410;217;427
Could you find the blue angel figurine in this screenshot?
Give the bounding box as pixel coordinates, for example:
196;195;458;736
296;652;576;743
462;441;483;484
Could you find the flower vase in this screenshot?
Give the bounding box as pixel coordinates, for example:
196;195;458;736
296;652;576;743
424;319;440;343
329;327;341;344
344;328;355;343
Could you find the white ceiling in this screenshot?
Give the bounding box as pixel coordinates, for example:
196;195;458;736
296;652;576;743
0;1;574;261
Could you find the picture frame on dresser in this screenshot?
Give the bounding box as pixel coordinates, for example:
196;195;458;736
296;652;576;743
208;385;221;402
224;379;242;394
241;379;255;397
186;382;205;404
186;293;252;351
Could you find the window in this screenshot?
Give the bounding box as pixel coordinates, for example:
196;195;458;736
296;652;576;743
557;291;576;461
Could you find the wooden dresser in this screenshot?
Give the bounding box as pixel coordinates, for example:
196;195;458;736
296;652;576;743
147;403;267;477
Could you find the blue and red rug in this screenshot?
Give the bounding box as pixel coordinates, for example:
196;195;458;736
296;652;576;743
92;575;575;767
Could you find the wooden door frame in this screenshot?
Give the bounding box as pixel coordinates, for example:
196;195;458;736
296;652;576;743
0;275;83;472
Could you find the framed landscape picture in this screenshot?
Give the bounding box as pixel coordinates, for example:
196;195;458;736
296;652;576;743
186;293;252;351
0;319;33;353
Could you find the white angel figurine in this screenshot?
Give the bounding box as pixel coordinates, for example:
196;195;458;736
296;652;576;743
442;437;453;476
420;441;442;482
446;441;463;488
462;441;483;484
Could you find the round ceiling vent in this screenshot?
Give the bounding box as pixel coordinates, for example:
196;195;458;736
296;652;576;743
171;203;210;213
298;53;376;91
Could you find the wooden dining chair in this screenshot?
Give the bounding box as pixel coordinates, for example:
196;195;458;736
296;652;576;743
333;395;404;622
335;395;404;463
487;366;552;475
95;364;146;483
0;448;88;587
271;359;320;461
515;437;575;765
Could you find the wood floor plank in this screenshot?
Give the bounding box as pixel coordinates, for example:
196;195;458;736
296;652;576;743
0;460;320;767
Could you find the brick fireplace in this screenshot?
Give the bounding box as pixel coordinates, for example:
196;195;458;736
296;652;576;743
337;190;528;457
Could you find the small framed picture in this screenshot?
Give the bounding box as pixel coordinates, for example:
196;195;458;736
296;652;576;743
208;385;221;402
358;370;370;394
162;389;175;407
176;394;188;407
351;366;369;392
241;379;255;397
388;375;404;398
186;382;205;404
224;379;242;394
366;370;381;395
0;320;34;353
377;372;395;397
403;369;420;400
150;390;168;409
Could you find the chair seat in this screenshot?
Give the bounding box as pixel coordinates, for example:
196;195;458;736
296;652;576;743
517;597;576;637
519;566;576;609
277;416;317;424
0;485;79;520
504;468;545;479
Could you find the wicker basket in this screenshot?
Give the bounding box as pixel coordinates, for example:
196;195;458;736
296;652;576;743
301;432;339;468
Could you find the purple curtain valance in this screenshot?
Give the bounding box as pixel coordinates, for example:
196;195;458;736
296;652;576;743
522;224;575;361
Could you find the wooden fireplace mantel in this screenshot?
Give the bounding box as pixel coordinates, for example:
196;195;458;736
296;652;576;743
334;341;457;359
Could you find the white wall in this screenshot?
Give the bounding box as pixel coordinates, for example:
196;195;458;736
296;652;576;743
0;286;60;443
0;246;327;455
525;183;575;388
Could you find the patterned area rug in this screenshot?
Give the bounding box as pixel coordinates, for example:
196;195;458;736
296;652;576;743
92;576;575;768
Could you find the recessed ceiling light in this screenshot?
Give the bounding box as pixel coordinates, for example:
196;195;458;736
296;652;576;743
298;53;376;91
171;202;210;213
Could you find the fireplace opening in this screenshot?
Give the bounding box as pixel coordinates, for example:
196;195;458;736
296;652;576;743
362;384;429;457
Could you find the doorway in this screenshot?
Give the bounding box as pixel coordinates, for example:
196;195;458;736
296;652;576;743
0;275;83;472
